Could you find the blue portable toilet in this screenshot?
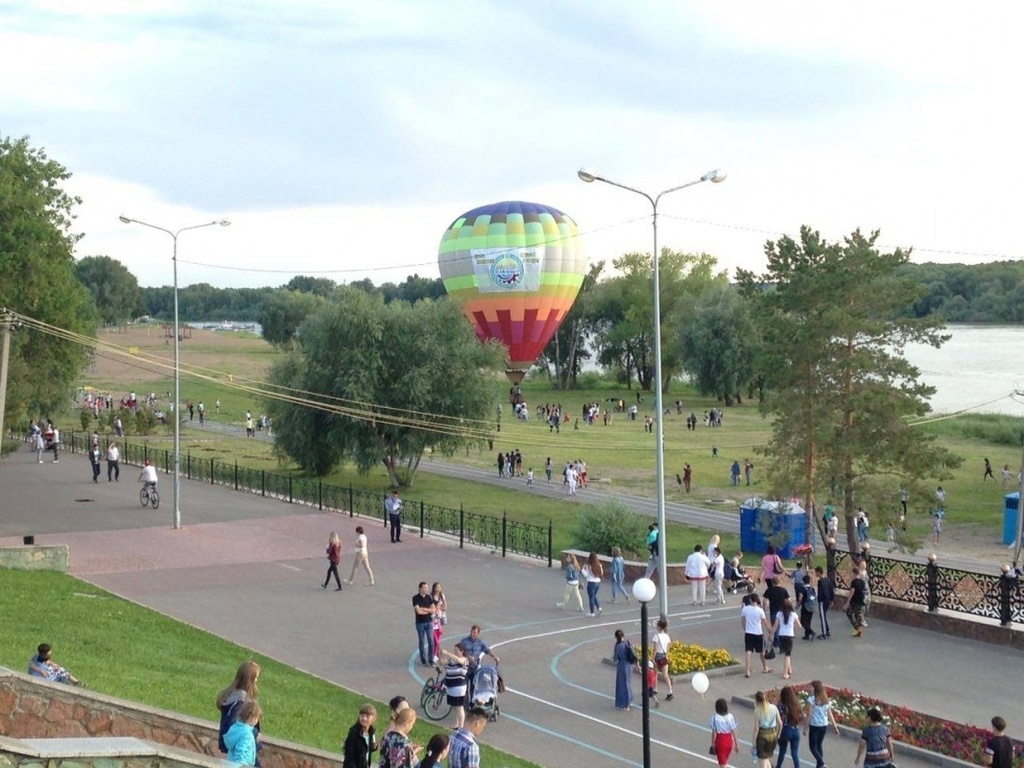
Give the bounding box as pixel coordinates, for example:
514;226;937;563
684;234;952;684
1004;493;1020;546
740;498;808;559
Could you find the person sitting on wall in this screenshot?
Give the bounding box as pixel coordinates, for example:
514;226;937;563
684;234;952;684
28;643;81;685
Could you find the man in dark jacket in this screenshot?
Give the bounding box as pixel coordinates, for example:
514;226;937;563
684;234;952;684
814;566;835;639
763;577;789;648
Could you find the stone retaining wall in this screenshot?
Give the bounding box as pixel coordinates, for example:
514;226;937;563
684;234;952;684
0;670;340;768
0;545;68;572
0;734;236;768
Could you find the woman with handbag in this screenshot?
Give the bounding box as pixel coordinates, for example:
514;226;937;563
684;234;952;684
612;629;638;711
753;690;781;768
709;697;738;767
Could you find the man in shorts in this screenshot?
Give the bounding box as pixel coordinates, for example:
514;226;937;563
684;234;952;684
740;594;772;677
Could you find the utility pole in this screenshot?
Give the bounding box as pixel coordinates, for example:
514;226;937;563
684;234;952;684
0;310;14;447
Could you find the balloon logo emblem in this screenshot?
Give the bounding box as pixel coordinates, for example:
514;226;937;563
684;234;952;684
490;252;524;289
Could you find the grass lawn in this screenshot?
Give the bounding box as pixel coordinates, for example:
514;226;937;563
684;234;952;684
0;570;538;768
71;328;1022;556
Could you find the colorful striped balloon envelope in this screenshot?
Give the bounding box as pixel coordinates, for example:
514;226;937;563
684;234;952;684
438;200;587;383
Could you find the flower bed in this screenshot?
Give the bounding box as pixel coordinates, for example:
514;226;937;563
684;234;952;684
657;641;736;675
768;684;1024;768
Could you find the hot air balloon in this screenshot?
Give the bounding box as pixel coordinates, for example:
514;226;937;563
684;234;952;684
438;201;587;391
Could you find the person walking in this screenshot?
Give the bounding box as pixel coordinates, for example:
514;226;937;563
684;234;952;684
775;685;805;768
346;526;375;586
710;698;738;768
846;564;868;637
322;531;343;590
448;707;488;768
984;457;995;481
771;599;801;679
612;629;637;711
798;574;817;640
609;546;629;603
683;463;692;492
741;594;773;677
88;441;102;483
804;679;840;768
983;715;1013;768
431;581;447;662
32;428;45;463
106;441;120;481
711;546;727;605
386;489;403;543
653;619;675;701
545;457;553;482
854;708;894;768
557;554;584;612
581;552;603;616
753;690;781;768
49;425;60;463
436;643;470;731
814;567;834;639
644;523;660;578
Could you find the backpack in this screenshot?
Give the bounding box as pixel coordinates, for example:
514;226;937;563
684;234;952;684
803;587;817;611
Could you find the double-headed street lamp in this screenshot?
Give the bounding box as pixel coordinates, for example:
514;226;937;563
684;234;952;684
118;216;230;530
578;167;726;622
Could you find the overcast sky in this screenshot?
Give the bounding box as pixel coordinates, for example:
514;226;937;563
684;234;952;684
3;1;1020;289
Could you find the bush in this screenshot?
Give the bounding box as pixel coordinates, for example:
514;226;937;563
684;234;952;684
574;500;651;559
659;640;735;674
133;407;158;435
78;408;92;430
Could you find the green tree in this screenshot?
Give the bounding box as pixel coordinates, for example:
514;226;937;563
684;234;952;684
258;290;325;347
591;249;720;391
539;261;604;389
737;227;961;551
678;280;760;405
0;136;97;429
265;289;505;485
285;275;337;297
75;255;143;325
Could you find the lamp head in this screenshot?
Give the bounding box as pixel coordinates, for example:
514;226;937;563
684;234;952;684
218;219;231;227
577;167;598;183
632;577;657;603
702;169;727;184
118;215;132;224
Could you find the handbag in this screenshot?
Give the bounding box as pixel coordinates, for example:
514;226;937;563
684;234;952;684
708;745;717;755
765;647;777;660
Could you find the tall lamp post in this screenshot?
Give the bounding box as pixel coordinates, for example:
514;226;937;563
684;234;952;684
578;167;725;621
632;577;657;768
118;216;230;530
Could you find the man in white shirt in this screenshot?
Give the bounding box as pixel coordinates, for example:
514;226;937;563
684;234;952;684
139;460;158;490
740;594;773;677
685;545;711;606
385;489;404;542
711;547;727;604
106;442;120;482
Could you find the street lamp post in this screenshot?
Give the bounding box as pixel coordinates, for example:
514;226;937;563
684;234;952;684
632;576;657;768
118;216;230;530
578;167;725;622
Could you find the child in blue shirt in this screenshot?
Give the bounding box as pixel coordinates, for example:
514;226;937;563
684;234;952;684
224;700;261;765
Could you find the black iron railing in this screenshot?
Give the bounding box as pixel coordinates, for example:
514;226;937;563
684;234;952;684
69;431;552;565
833;550;1023;626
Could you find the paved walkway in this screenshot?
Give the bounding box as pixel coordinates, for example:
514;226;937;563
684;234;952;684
1;446;1020;768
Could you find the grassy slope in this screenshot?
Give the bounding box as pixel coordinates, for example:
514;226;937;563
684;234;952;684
0;570;537;768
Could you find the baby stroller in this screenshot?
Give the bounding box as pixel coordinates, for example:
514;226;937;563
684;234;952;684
724;560;754;594
469;664;501;721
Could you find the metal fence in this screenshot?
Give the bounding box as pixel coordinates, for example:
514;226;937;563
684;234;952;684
832;549;1023;626
69;431;553;565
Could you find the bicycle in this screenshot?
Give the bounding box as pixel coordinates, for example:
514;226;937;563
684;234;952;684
419;664;451;721
140;484;160;509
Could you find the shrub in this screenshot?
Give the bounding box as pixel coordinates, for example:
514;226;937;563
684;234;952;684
133;407;158;436
574;500;650;558
78;408;93;430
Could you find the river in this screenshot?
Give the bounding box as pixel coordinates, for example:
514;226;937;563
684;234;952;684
904;325;1024;416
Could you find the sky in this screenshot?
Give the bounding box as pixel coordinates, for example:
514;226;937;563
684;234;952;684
2;1;1022;290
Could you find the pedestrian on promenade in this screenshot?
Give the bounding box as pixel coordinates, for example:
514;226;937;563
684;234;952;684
644;523;659;578
686;544;711;605
431;582;447;661
346;526;375;586
386;489;403;543
753;690;781;768
846;564;867;637
653;618;675;701
798;574;816;640
557;554;584;611
412;582;435;666
804;679;840;768
417;734;450;768
106;441;120;481
88;442;102;483
378;708;419;768
612;629;637;711
741;594;773;677
609;546;629;603
710;697;738;768
436;643;469;730
775;685;804;768
322;532;342;590
711;547;726;604
224;700;261;766
983;715;1013;768
813;566;834;639
854;708;894;768
582;552;603;616
342;703;378;768
771;599;801;679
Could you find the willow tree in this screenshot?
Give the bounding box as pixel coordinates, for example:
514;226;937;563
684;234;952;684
737;227;960;551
